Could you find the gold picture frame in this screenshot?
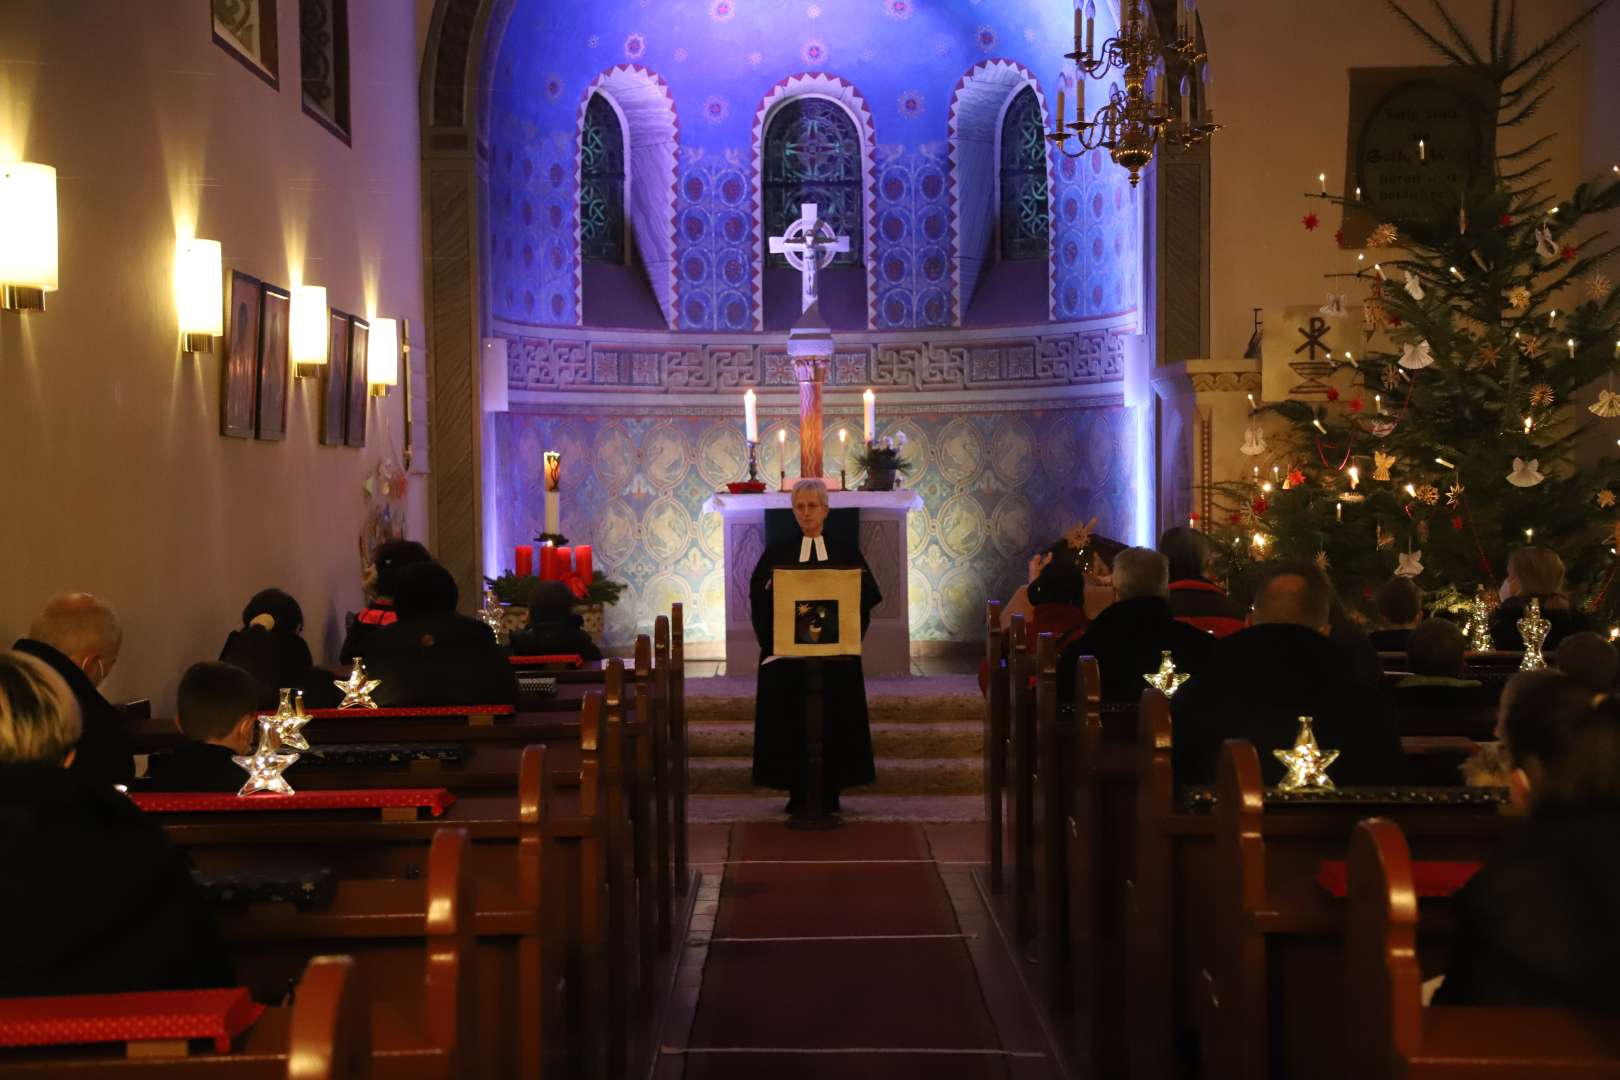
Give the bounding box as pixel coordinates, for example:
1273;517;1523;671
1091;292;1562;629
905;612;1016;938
772;567;862;659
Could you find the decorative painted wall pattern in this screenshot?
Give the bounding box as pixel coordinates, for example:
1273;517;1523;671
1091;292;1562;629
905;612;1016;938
485;0;1140;331
490;404;1137;645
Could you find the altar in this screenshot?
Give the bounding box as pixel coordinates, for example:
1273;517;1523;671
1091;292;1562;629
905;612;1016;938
701;489;923;676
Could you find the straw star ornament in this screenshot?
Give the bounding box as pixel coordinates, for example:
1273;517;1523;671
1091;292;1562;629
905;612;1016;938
335;657;382;709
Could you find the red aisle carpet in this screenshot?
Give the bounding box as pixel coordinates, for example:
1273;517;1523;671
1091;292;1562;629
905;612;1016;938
679;822;1011;1080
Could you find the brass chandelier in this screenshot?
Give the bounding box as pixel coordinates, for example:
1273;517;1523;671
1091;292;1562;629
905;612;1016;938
1049;0;1219;187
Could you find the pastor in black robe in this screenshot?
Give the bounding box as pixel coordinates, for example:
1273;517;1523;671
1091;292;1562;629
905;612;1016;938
749;536;881;802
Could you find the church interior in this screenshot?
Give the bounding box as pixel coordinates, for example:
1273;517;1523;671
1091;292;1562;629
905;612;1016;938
4;0;1620;1076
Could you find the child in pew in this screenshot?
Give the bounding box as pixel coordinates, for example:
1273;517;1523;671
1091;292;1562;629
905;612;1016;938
0;649;235;998
1553;631;1619;693
1388;620;1492;717
510;579;603;662
1436;671;1620;1013
367;561;521;708
145;662;268;793
1367;576;1425;654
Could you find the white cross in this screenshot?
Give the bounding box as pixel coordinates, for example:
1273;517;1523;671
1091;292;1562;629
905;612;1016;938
768;202;850;315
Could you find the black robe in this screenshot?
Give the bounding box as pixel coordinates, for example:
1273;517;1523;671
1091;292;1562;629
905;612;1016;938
366;613;521;708
145;741;253;793
749;536;881;794
1059;595;1215;702
12;638;136;790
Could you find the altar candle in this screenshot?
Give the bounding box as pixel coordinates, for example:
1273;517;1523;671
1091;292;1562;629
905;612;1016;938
515;545;534;578
863;388;876;443
744;389;758;443
543;451;561;534
777;428;786;478
575;545;592;584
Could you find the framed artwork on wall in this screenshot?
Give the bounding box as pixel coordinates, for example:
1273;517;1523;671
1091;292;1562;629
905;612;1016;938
345;316;368;448
299;0;352;143
212;0;279;89
221;270;261;439
256;285;290;441
320;309;351;446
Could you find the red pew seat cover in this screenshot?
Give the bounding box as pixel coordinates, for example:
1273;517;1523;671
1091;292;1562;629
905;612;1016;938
509;654;585;667
1316;859;1483;899
129;788;457;816
0;987;263;1052
301;704;516;719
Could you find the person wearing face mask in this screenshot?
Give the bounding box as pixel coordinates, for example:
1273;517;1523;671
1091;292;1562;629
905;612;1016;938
1489;546;1592;653
12;592;135;788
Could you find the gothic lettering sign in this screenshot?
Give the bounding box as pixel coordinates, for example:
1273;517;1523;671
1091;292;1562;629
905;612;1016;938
1343;68;1496;245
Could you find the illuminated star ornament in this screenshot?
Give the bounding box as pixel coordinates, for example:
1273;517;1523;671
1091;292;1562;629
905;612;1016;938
268;687;310;751
233;717;300;797
1518;598;1551;671
1273;716;1339;792
335;657;383;709
1143;651;1189;697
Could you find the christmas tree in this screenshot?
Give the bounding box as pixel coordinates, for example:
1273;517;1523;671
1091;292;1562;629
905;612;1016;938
1212;0;1620;622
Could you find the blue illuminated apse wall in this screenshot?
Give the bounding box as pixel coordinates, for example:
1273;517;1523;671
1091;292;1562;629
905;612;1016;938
479;0;1147;645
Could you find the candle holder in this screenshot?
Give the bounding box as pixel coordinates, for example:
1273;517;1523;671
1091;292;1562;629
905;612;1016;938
747;440;759;483
725;440;768;493
840;468;847;491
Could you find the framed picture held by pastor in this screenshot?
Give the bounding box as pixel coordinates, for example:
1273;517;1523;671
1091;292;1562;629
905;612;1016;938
772;568;863;659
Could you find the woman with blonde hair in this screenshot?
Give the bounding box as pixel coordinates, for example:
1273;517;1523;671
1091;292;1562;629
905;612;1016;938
1489;546;1592;652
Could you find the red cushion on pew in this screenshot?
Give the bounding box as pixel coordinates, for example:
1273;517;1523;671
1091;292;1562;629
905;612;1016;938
1316;859;1483;899
508;654;585;667
0;987;262;1053
299;704;517;719
128;788;458;817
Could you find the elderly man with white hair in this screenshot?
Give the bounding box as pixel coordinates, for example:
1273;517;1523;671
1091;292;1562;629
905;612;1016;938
748;478;882;816
12;591;135;787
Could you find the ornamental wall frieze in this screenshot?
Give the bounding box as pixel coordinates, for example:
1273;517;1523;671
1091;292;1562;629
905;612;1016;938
1187;370;1264;393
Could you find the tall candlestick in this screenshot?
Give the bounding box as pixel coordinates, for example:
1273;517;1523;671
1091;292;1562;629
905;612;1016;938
1076;75;1085;127
1084;0;1095;57
543;451;561;535
862;388;876;443
1055;88;1065;136
744;389;758;442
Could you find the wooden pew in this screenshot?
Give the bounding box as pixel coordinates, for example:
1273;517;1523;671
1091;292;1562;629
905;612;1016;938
1005;613;1036;944
0;956;368;1079
1030;634;1077;1012
1346;819;1620;1078
1200;740;1507;1080
983;600;1007;894
668;604;689;902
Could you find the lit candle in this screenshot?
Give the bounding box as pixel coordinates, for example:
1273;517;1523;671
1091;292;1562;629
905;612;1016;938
1085;0;1095;56
543;451;561;535
1247;392;1257;413
1568;337;1577;359
1374;393;1382;413
1312;418;1327;434
1449;265;1464;280
862;388;876;443
1549;309;1558;327
1179;73;1191;127
1336;501;1343;523
515;545;534;578
1526;527;1534;543
1374;263;1386;281
1404;483;1417;497
744;389;758;442
777;428;787;484
1055;88;1065;136
1198;61;1211;123
1524;416;1534;434
1614;340;1620;360
1077;75;1086;126
1348;465;1360;490
1354;186;1362;201
839;427;848;475
1318;172;1326;194
1271;464;1280;482
1417;138;1426;161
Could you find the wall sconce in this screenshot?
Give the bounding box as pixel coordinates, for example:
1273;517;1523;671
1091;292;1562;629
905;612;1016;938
368;316;399;395
175;238;223;354
290;284;328;378
481;336;509;412
0;162;59;312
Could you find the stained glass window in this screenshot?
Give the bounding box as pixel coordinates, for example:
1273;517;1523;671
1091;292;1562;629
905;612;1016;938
581;94;627;265
764;98;863;269
998;87;1050;262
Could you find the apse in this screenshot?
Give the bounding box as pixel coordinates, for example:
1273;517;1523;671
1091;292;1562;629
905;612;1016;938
479;0;1147;647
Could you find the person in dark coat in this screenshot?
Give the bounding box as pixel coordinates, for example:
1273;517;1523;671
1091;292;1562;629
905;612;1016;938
1170;561;1406;787
1553;631;1619;694
218;588;316;708
1367;576;1424;654
1060;547;1214;701
510;580;603;661
1489;546;1592;652
341;539;433;663
1435;672;1620;1013
1385;620;1494;740
145;662;263;793
12;592;134;789
367;561;520;708
750;479;881;815
1158;526;1245;638
0;649;234;998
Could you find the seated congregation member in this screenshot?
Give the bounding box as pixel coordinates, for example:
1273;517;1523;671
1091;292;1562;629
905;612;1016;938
1435;672;1620;1013
340;539;432;663
978;548;1092;697
1159;525;1245;637
368;561;520;708
1059;547;1213;701
1490;545;1592;652
1170;561;1406;787
0;650;233;997
1553;631;1618;694
1368;575;1424;653
12;592;134;788
510;580;603;662
218;588;315;705
145;662;263;793
1386;620;1492;737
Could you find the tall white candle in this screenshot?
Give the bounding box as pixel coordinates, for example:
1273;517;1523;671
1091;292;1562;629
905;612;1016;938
863;388;876;443
542;450;561;534
744;389;758;442
777;428;787;481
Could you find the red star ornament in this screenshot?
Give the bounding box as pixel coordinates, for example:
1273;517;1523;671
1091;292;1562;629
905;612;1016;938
1326;386;1340;401
1302;212;1320;231
1251;496;1269;516
1561;245;1578;262
1287;467;1306;487
1348;397;1364;412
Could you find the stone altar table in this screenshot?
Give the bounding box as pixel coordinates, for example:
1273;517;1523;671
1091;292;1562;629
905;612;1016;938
701;489;923;676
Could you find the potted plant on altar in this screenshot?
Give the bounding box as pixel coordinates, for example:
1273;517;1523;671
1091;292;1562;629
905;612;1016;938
854;434;914;491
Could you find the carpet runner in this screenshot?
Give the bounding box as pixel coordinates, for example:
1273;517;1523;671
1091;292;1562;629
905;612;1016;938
678;822;1014;1079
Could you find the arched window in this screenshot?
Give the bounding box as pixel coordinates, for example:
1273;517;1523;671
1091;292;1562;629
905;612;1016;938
580;93;626;265
763;98;863;269
998;86;1049;262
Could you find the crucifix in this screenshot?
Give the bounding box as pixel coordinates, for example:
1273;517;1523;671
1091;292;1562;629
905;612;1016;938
769;202;850;314
771;204;850;484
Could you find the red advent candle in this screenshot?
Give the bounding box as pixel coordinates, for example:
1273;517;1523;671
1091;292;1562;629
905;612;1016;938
574;544;592;584
514;545;533;577
556;547;573;577
539;546;557;580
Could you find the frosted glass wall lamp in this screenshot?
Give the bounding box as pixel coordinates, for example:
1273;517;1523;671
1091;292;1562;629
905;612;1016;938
290;284;328;378
175;238;223;354
0;162;59;312
368;316;399;395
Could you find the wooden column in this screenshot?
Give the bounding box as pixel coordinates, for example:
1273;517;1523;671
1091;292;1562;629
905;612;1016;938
794;357;828;480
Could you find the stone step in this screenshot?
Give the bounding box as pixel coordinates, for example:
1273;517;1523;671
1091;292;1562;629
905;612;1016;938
688;756;983;796
685;673;984;727
688;721;982;759
688;794;985;824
